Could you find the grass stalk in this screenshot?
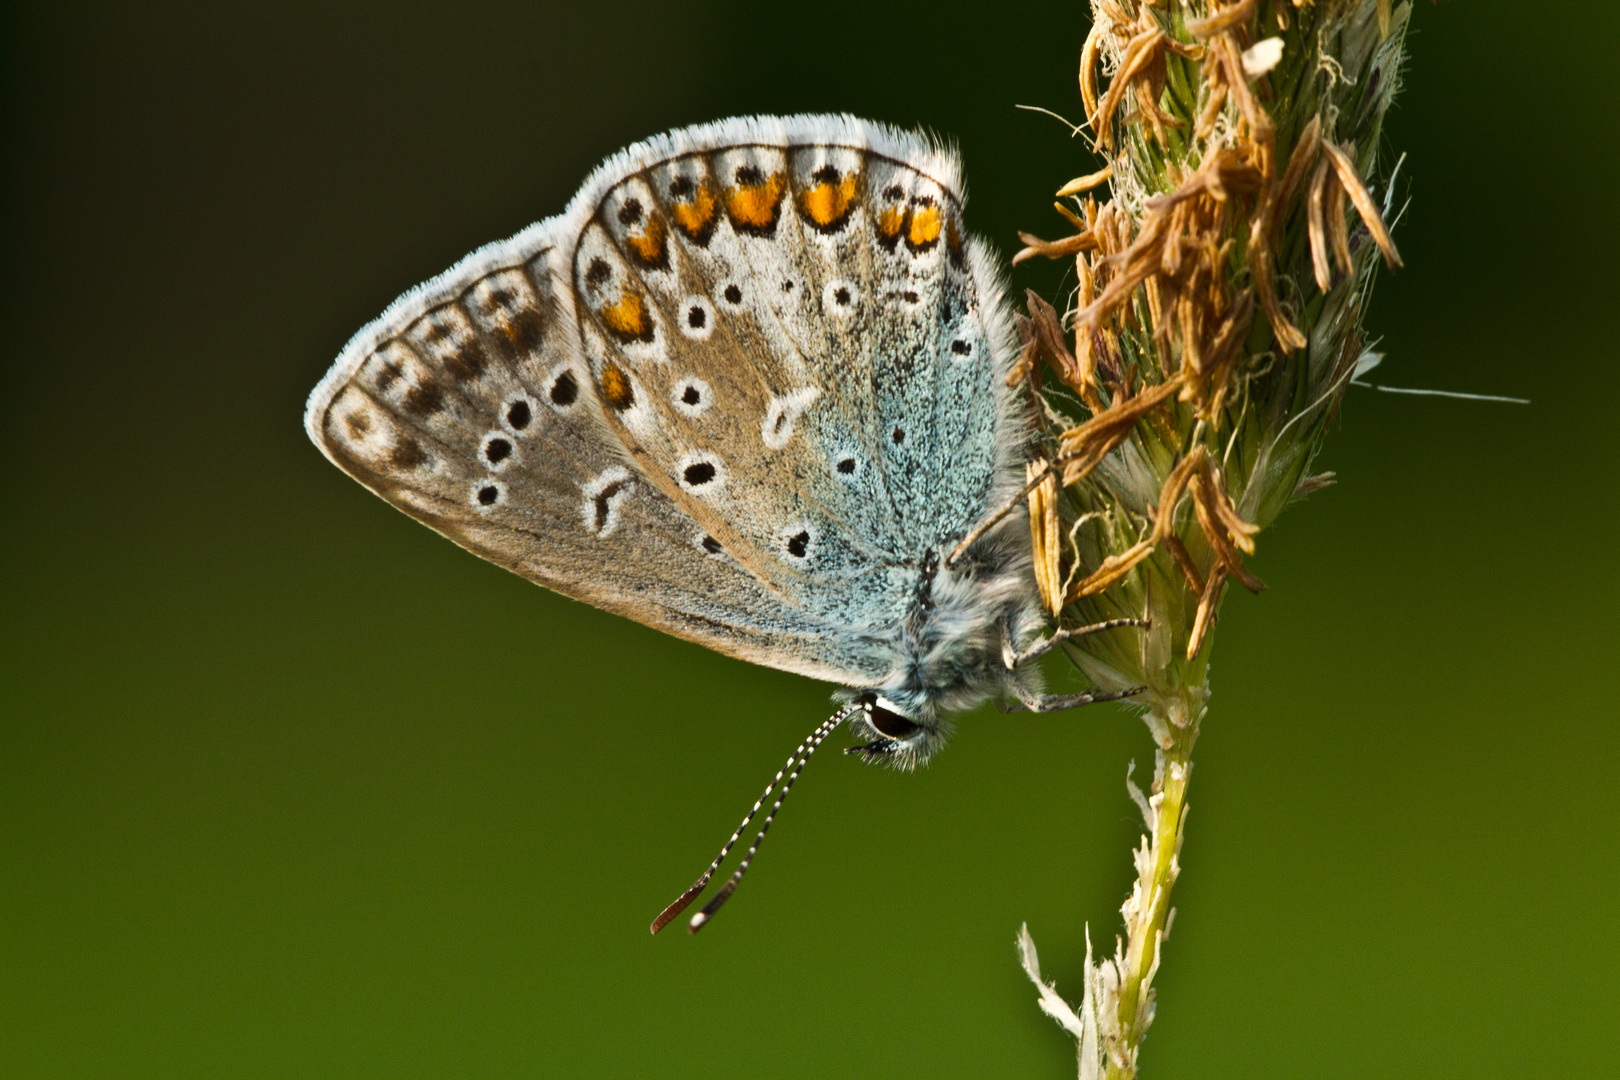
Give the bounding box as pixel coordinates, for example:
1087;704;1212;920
1013;3;1412;1075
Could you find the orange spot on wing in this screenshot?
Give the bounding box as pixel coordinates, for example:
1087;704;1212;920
798;172;859;230
724;172;786;232
876;205;906;242
670;184;717;243
624;216;668;269
600;292;653;343
599;362;634;410
907;203;942;250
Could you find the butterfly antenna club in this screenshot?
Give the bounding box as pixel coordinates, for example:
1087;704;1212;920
651;705;856;934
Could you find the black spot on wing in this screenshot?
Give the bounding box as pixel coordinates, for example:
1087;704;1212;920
550;371;579;406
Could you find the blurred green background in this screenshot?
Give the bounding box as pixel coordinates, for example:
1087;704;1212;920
2;2;1615;1076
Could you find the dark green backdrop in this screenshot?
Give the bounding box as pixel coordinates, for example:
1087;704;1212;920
3;3;1615;1076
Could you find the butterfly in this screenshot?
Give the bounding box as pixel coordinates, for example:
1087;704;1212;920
305;114;1145;932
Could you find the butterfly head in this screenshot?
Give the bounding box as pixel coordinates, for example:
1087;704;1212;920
844;692;949;770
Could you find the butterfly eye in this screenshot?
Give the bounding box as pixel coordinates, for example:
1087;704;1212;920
865;698;923;741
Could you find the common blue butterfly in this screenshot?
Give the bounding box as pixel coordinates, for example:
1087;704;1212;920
306;115;1144;931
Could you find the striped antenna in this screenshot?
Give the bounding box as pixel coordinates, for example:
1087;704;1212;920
650;704;856;935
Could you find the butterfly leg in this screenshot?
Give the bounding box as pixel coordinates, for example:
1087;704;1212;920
1005;681;1146;713
1000;616;1151;670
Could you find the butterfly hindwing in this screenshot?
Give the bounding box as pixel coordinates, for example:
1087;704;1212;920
564;116;1019;629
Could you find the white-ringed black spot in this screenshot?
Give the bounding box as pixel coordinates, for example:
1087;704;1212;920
549;369;579;407
472;480;505;510
676;452;726;494
822;280;859;319
671;376;713;419
722;283;743;305
479;431;518;472
782;279;794;292
836;456;857;475
678;295;715;341
504;398;533;431
778;522;818;563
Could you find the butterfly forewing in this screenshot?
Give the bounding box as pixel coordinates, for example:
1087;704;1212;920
306;230;885;687
308;115;1024;690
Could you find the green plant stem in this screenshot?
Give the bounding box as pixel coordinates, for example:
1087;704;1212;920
1106;690;1203;1080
